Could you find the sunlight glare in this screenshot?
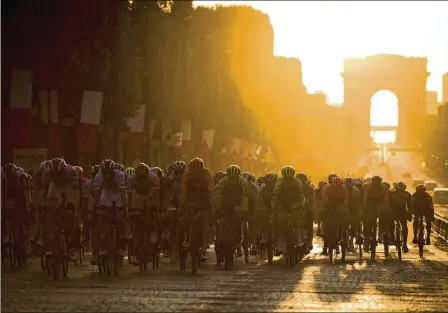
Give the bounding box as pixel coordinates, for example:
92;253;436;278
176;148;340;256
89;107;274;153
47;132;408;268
370;131;396;144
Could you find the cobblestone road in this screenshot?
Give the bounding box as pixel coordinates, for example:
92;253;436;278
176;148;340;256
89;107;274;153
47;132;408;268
2;236;448;312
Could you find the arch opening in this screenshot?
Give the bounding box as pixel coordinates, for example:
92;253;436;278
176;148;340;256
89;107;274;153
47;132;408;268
369;90;399;144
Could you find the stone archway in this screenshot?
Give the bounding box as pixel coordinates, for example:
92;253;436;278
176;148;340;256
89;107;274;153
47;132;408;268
342;54;429;148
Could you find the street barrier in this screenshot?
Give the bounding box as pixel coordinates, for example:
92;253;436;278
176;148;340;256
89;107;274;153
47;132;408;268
432;212;448;241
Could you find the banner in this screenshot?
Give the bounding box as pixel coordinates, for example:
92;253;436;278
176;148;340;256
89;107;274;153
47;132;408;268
13;148;48;172
80;91;103;125
180;119;192;141
127;105;146;133
202;129;215;149
39;91;50;124
9;69;33;109
231;138;242;155
50;89;58;124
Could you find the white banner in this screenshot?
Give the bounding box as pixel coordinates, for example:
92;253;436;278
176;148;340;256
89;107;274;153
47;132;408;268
9;69;33;109
202;129;215;149
50;89;58;123
13;148;48;172
80;91;103;125
127;105;146;133
180;119;192;141
39;91;49;124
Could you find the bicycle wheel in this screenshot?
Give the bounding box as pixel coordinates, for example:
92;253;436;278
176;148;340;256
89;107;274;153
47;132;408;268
267;226;274;265
61;235;69;278
358;242;363;260
329;248;333;263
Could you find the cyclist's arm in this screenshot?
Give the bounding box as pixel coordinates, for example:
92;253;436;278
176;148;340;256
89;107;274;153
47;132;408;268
115;170;128;208
150;173;161;208
294;178;305;207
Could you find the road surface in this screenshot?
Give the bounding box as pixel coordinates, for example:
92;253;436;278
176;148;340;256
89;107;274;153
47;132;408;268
2;235;448;312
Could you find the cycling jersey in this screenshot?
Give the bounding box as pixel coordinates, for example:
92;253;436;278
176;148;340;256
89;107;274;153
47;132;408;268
180;167;213;210
271;177;305;211
2;170;31;208
164;173;183;209
363;183;389;212
390;190;412;216
411;191;434;218
40;164;79;209
257;182;276;211
94;169;126;208
214;176;249;217
126;172;160;210
346;186;362;215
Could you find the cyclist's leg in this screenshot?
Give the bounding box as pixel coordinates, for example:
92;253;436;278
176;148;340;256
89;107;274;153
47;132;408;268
43;182;62;253
200;210;210;259
412;214;419;243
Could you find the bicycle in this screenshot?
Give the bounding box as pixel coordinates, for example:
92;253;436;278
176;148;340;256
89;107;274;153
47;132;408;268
97;204;124;277
393;214;407;261
283;213;296;268
189;207;203;274
417;213;425;259
3;207;27;269
129;208;148;273
216;217;234;270
148;209;160;269
45;207;71;281
365;211;379;261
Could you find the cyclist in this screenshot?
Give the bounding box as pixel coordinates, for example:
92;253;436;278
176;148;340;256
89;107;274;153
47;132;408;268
322;176;349;255
127;162;160;263
295;172;315;254
343;177;362;252
93;159;128;259
256;172;277;245
271;166;305;255
389;181;412;253
242;172;259;255
2;163;32;254
411;184;434;245
315;180;327;236
40;158;79;260
81;165;99;263
180;158;214;260
363;176;389;252
214;165;249;257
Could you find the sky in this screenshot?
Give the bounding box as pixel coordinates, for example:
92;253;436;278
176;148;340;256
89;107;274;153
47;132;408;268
195;1;448;104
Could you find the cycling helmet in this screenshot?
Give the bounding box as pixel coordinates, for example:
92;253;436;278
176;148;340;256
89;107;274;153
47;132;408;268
124;167;135;176
189;157;204;171
100;159;115;172
256;177;265;185
115;163;124;172
150;166;163;179
50;158;66;173
352;178;363;186
295;172;309;184
343;177;353;186
372;175;382;184
265;172;277;183
136;163;150;177
90;165;100;177
2;163;17;177
281;166;295;178
332;176;343;187
172;160;186;172
213;171;226;184
415;184;426;193
241;172;251;182
396;181;406;191
73;166;83;178
382;181;391;190
328;173;338;183
226;165;241;178
318;180;327;189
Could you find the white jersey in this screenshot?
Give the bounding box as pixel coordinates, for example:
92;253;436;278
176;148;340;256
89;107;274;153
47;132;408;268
40;164;78;190
93;169;126;193
126;172;160;195
82;178;94;198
